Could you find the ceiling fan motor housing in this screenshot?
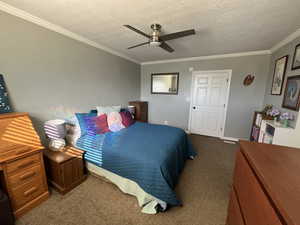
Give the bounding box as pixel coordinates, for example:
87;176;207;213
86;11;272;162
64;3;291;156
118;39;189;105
150;24;161;46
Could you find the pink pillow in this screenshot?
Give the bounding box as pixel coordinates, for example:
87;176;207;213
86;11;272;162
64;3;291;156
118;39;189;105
107;112;125;132
120;111;135;127
94;114;110;134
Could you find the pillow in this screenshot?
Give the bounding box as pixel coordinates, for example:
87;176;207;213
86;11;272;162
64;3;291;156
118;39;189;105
75;112;97;135
107;112;125;132
96;106;121;116
83;116;101;135
89;109;98;114
120;111;135;127
94;114;110;134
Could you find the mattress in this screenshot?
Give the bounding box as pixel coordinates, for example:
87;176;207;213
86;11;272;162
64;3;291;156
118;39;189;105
86;162;167;214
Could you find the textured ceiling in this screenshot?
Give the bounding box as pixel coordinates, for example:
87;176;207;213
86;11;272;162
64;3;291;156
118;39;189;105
2;0;300;62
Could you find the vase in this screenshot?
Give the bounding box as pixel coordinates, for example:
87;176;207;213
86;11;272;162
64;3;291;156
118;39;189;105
282;119;289;128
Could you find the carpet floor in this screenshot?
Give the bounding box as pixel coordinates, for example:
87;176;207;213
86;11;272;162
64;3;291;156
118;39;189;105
17;135;237;225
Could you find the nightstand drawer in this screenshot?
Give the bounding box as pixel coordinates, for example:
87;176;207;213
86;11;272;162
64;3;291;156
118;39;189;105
10;176;46;210
8;164;41;189
6;153;40;175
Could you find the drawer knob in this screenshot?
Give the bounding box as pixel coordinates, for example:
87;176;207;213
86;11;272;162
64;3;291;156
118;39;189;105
18;160;34;169
23;187;38;196
20;171;36;180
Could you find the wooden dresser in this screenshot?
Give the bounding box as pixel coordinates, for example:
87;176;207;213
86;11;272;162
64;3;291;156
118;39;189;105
227;141;300;225
0;112;49;218
128;101;148;122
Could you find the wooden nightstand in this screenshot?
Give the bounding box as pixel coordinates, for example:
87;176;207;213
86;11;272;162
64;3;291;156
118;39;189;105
129;101;148;122
43;148;87;195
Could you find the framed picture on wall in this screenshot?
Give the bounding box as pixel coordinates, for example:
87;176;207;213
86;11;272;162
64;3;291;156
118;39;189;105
292;44;300;70
271;55;288;95
282;75;300;111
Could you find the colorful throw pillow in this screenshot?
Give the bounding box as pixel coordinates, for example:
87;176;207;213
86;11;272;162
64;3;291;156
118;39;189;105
96;106;121;116
83;116;100;135
120;111;135;127
107;112;125;132
75;112;97;135
94;114;110;134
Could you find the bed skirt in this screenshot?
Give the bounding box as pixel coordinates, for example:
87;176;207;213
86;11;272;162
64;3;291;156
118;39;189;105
86;162;167;214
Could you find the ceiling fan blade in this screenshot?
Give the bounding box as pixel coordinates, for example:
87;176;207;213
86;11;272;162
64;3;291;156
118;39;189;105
159;42;174;53
160;29;195;41
124;25;150;38
127;41;150;49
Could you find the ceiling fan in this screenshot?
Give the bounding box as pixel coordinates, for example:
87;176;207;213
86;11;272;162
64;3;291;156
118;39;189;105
124;24;196;53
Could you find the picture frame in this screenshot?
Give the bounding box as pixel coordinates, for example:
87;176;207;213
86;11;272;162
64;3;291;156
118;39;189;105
282;75;300;111
292;43;300;70
151;73;179;95
271;55;288;95
0;74;12;114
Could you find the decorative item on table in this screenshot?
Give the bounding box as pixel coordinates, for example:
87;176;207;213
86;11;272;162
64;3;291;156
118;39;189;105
292;43;300;70
127;105;136;118
271;55;288;95
243;74;255;86
0;74;12;114
44;119;66;151
261;104;273;116
280;112;294;128
282;75;300;111
267;107;281;125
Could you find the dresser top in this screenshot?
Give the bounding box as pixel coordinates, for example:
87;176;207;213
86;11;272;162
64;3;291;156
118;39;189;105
240;141;300;225
0;112;28;119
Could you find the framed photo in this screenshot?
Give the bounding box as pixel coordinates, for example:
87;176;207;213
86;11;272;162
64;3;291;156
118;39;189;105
151;73;179;95
271;55;288;95
292;44;300;70
282;75;300;111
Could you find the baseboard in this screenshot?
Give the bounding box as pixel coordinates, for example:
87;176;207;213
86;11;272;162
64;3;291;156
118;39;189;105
221;137;239;142
185;130;191;134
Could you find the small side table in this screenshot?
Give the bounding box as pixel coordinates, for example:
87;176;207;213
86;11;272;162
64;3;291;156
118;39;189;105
43;148;87;195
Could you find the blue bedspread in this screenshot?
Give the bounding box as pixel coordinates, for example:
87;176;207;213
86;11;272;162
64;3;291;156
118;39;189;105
76;122;196;206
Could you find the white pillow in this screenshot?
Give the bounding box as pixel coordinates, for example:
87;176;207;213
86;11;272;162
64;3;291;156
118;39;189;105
96;105;121;116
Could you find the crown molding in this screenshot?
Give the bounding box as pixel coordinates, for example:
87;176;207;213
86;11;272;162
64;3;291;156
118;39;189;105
0;1;139;64
1;1;299;66
270;28;300;53
141;50;271;65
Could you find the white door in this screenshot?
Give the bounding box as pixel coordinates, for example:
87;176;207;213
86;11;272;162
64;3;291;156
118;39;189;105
189;70;231;137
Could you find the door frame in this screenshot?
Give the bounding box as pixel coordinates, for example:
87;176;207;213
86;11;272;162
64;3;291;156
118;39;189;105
188;70;232;138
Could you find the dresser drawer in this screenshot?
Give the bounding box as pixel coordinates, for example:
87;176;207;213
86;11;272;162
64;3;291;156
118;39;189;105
10;176;46;210
8;164;41;189
6;153;40;175
234;151;282;225
0;145;33;162
227;189;244;225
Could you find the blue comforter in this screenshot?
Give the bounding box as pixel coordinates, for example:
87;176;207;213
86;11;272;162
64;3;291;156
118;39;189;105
76;122;196;206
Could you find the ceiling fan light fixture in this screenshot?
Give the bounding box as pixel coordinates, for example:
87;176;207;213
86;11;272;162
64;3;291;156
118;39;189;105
149;41;161;47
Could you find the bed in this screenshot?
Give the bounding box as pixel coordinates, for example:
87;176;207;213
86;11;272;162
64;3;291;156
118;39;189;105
74;121;196;213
